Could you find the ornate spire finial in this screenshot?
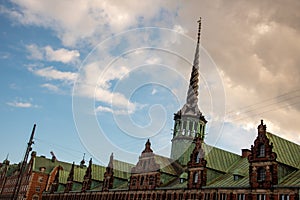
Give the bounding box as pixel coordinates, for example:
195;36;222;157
185;17;202;111
142;139;153;153
65;162;75;193
197;17;201;44
109;153;113;168
80;153;85;168
258;119;266;134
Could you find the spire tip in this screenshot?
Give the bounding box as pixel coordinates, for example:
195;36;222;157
197;17;202;44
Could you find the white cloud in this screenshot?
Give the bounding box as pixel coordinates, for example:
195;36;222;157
2;0;176;46
7;101;37;108
40;83;60;92
95;105;113;113
44;46;80;63
95;105;134;115
29;66;78;82
3;0;300;151
0;52;10;59
26;44;43;60
173;24;187;34
26;44;80;64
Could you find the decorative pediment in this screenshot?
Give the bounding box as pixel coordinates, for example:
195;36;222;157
129;139;161;190
248;120;278;189
248;120;277;162
131;139;160;174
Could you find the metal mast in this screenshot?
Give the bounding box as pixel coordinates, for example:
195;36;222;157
12;124;36;200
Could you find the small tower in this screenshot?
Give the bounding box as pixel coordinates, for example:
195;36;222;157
187;136;207;189
81;158;92;192
171;17;207;166
102;153;114;191
248;120;278;189
129;139;160;190
64;162;75;193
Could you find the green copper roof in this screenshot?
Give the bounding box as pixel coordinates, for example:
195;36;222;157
278;169;300;186
155;155;183;176
207;157;249;188
207;173;249;188
267;132;300;169
203;143;241;173
5;164;19;177
32;156;73;173
179;172;188;179
113;159;134;180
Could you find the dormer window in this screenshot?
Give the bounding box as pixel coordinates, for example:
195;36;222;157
149;176;154;185
258;144;265;157
257;167;266;182
233;175;239;181
39;167;46;172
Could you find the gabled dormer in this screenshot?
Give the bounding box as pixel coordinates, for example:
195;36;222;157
102;153;114;191
129;139;160;190
248;120;278;189
64;162;74;193
81;158;92;192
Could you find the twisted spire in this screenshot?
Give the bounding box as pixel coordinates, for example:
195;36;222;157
186;17;201;108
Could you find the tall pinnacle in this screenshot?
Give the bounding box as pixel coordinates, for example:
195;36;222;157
186;17;201;109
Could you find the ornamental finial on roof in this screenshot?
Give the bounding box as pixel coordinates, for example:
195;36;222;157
142;139;153;153
258;119;266;134
197;17;201;44
185;17;202;110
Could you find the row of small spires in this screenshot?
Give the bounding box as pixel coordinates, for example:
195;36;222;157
1;119;267;169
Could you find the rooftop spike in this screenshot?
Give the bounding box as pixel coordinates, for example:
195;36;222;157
197;17;201;44
186;17;201;111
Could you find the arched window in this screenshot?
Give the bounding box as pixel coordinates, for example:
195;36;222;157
149;176;154;185
258;144;265;157
193;172;198;183
189;121;194;131
131;177;137;186
257;167;266;182
196;152;201;163
32;194;39;200
140;176;144;185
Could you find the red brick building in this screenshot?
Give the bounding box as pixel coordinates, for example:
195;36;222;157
2;19;300;200
41;18;300;200
0;152;55;200
0;152;109;200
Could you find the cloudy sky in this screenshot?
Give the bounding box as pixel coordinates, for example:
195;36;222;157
1;0;300;166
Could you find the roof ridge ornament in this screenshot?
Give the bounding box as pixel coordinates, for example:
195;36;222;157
179;17;203;117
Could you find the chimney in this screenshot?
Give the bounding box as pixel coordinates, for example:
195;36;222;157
241;149;251;158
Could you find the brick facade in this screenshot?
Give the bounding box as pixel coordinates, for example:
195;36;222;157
0;152;51;200
248;120;278;189
129;139;161;190
187;137;207;189
41;188;300;200
102;153;114;191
